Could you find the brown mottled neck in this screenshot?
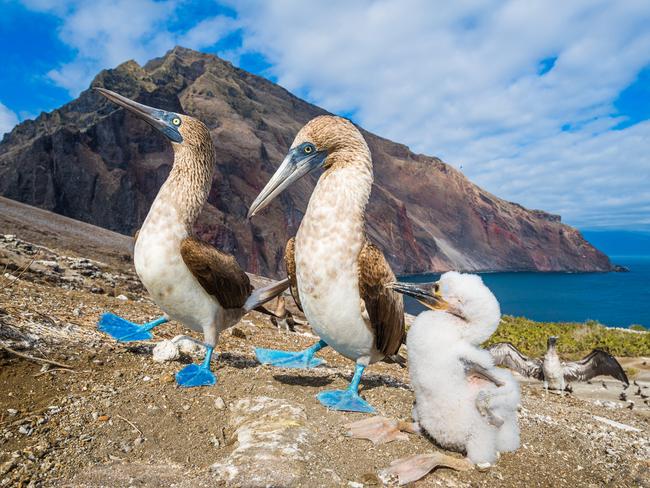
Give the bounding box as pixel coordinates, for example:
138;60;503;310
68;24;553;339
157;137;215;231
320;137;374;218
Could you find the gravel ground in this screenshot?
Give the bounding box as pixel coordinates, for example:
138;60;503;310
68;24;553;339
0;234;648;488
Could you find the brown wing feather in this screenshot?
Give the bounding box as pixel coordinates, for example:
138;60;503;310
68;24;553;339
563;349;629;385
487;342;544;380
358;241;405;357
284;237;303;312
180;236;252;309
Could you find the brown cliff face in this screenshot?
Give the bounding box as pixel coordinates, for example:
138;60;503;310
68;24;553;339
0;47;612;276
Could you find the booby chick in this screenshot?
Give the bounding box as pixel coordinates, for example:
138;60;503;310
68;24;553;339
247;116;405;413
488;337;629;392
348;272;520;478
95;88;288;387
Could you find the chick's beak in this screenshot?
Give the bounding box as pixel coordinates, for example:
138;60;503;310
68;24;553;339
387;281;450;310
95;87;183;143
247;147;327;219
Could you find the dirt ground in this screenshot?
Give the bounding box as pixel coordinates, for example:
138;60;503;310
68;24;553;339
0;210;649;487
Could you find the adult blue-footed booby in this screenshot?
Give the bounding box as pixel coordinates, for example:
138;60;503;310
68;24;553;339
247;116;405;413
488;337;629;392
95;88;288;387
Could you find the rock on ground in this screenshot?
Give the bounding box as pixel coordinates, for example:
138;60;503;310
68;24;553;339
212;396;312;487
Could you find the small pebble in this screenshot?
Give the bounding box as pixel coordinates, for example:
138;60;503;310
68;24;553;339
116;294;128;301
7;409;17;416
142;376;152;382
214;397;226;410
231;328;247;339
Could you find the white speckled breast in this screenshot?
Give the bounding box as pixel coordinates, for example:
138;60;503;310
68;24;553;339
134;195;220;333
543;350;564;389
295;166;380;363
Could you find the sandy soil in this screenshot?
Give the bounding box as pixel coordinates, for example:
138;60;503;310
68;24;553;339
0;222;648;487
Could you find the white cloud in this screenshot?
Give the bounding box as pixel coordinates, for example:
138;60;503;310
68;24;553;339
225;0;650;229
17;0;650;229
22;0;239;95
0;102;19;136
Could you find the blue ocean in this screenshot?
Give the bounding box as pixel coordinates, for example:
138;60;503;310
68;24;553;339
400;255;650;328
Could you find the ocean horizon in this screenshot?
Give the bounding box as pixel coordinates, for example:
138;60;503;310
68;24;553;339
399;255;649;328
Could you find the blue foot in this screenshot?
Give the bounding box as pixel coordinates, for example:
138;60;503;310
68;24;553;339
317;362;375;413
255;340;328;369
317;389;375;413
175;346;216;388
97;313;168;342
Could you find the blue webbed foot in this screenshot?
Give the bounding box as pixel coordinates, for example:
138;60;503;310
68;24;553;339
317;389;375;413
255;347;325;369
175;363;217;387
98;313;167;342
175;345;216;388
317;362;375;413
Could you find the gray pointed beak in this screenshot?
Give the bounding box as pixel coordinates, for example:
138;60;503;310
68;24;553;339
247;147;327;219
387;281;450;310
95;87;183;143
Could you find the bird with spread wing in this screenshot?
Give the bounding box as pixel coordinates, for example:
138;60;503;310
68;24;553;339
488;336;629;391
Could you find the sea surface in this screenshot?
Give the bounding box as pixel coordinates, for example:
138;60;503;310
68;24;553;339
399;255;650;328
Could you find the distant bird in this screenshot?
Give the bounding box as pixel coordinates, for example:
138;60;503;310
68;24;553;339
95;88;288;387
348;272;520;476
602;381;608;390
619;391;627;401
247;116;405;413
488;337;629;391
269;296;296;332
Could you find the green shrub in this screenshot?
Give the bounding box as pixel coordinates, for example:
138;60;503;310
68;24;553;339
483;316;650;359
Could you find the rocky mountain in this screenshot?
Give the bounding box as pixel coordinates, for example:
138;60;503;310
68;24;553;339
0;46;612;276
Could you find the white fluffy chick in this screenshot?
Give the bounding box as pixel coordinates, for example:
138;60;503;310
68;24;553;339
397;271;520;465
347;271;520;481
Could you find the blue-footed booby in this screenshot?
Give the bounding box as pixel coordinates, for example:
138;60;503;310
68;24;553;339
247;116;405;413
95;88;288;387
488;337;629;391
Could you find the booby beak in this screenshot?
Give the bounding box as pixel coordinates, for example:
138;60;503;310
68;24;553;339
95;87;183;143
247;145;327;218
387;281;450;311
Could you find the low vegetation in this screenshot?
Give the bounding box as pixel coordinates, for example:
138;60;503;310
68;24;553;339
484;316;650;358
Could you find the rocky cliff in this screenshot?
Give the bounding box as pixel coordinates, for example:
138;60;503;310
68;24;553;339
0;46;612;276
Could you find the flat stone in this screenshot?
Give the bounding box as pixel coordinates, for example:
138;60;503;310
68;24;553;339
211;396;312;487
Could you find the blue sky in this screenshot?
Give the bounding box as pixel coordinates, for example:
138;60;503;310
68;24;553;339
1;0;649;232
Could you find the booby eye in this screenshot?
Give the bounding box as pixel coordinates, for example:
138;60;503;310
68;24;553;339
304;145;313;154
172;117;181;126
433;283;440;293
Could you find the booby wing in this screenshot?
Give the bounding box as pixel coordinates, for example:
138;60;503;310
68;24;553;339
487;342;543;380
180;236;253;309
562;349;629;385
462;359;505;387
284;237;303;311
358;242;405;357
